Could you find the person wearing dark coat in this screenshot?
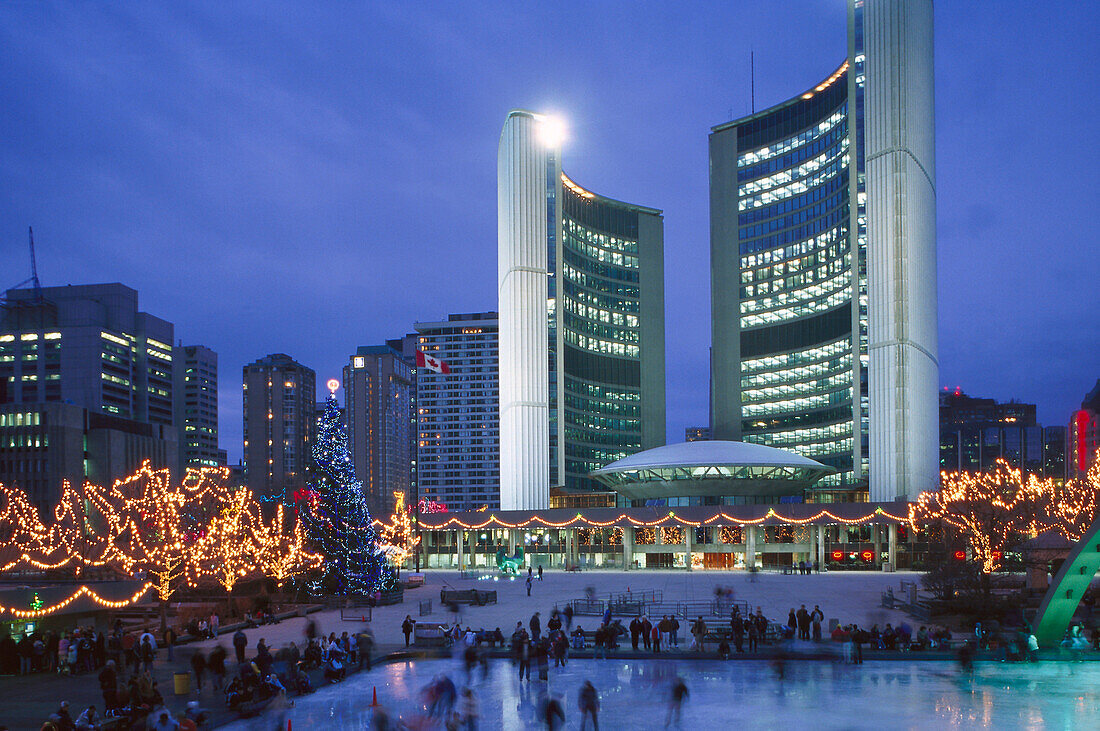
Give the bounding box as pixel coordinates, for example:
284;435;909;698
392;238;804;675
98;661;119;710
0;633;17;675
232;629;248;664
530;612;542;640
640;617;652;651
629;617;642;650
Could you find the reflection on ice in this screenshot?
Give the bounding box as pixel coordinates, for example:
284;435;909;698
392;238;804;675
222;655;1100;730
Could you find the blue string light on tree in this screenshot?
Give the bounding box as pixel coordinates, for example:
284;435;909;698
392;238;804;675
300;379;396;596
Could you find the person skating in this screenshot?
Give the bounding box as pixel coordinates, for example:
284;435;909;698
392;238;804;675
190;649;206;692
578;680;599;731
541;693;565;730
665;676;689;728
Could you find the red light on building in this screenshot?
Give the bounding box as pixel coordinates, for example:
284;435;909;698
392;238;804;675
954;550;966;561
861;550;874;562
831;550;844;561
1074;410;1091;471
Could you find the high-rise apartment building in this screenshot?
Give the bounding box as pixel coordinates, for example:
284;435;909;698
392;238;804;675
243;354;315;506
498;111;666;510
710;0;937;502
343;345;414;519
415;312;499;512
173;344;220;474
0;283;179;506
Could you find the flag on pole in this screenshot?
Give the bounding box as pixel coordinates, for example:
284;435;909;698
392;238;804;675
415;350;451;374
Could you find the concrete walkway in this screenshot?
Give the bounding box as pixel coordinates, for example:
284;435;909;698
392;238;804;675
0;569;918;728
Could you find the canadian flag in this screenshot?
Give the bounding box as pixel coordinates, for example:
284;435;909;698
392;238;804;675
415;350;451;374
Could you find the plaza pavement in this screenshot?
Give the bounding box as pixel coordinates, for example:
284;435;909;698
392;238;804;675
0;569;919;729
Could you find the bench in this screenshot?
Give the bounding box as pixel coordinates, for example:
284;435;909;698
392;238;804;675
414;623;452;647
405;574;425;588
565;565;584;572
441;589;498;606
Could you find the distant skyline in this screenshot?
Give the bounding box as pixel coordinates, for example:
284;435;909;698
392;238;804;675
2;2;1097;463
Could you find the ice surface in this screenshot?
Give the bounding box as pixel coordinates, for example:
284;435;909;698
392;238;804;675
221;655;1100;730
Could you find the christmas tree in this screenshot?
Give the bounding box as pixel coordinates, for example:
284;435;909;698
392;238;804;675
301;390;396;595
379;490;420;571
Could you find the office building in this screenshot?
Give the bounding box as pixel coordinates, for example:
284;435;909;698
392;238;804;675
1070;380;1100;479
710;0;937;502
0;283;178;505
415;312;499;512
243;354;315;506
939;388;1065;480
498;110;666;510
173;344;221;475
685;427;712;442
343;345;414;518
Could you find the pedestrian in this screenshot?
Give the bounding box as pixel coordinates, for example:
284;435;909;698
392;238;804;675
537;565;543;581
563;604;574;630
98;660;118;711
578;680;599;731
208;645;227;691
530;612;541;640
797;605;811;641
233;629;247;664
401;615;415;648
665;676;689;728
163;626;177;663
811;605;824;642
190;649;206;692
691;617;707;653
210;612;220;638
140;636;156;674
358;627;374;670
526;574;533;597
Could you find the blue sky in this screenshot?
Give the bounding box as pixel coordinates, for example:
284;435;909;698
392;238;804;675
1;1;1097;462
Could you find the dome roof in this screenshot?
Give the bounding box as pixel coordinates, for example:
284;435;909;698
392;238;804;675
590;440;834;500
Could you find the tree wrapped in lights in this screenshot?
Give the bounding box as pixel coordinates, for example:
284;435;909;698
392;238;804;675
258;503;322;588
1043;459;1100;542
911;461;1048;575
187;489;264;593
301;393;395;595
379;490;419;569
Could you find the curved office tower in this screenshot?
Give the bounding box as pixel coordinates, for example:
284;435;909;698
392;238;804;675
498;110;665;511
709;0;936;502
864;0;938;501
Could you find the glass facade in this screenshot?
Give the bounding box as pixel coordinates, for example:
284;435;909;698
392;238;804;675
711;8;867;494
556;177;648;492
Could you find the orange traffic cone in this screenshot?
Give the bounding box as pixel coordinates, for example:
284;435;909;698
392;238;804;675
370;686;380;707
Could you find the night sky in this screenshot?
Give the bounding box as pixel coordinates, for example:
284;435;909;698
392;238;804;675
2;2;1097;463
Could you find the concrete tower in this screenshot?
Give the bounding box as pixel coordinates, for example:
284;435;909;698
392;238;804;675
864;0;939;501
498;111;555;510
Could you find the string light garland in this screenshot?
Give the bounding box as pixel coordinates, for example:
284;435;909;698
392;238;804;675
0;582;154;620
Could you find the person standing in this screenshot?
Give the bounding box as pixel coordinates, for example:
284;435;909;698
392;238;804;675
163;626;177;663
530;612;542;640
516;631;531;682
98;660;118;711
578;680;599;731
232;629;247;665
526;574;533;597
140;636;156;674
651;623;661;653
640;616;652;651
401;615;415;648
537;565;543;581
563;604;574;631
629;617;642;651
811;605;824;642
210;612;220;638
796;606;811;641
669;616;680;649
691;617;707;653
732;613;745;654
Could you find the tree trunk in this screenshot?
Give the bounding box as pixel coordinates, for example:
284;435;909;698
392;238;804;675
159;599;168;633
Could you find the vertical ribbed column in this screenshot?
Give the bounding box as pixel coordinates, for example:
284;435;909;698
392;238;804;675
498;111;551;511
864;0;939;502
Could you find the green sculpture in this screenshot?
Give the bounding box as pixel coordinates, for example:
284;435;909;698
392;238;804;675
496;546;525;574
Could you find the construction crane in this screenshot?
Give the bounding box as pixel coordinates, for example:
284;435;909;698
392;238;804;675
7;227;43;301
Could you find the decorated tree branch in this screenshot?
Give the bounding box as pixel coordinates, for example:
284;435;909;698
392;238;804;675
379;490;420;570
